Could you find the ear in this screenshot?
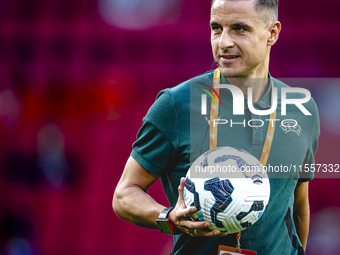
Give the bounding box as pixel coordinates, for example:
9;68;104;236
268;21;281;46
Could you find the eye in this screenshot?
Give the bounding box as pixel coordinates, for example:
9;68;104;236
211;25;222;32
234;26;247;32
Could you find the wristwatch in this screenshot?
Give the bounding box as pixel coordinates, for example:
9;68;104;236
156;207;179;235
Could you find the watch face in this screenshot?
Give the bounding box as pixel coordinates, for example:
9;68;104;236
157;219;172;234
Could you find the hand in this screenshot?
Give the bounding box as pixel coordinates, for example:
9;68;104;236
168;177;227;237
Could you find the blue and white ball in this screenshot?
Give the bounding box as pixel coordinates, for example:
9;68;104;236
184;146;270;234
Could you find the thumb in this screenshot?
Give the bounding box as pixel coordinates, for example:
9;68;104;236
177;177;186;203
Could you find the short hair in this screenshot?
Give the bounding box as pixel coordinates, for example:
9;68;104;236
211;0;279;20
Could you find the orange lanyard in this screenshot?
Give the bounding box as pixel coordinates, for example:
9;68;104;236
209;68;276;249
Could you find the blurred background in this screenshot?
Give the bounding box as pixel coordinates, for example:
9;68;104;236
0;0;339;254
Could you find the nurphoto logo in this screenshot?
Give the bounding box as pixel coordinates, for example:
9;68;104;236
200;83;312;131
201;84;312;116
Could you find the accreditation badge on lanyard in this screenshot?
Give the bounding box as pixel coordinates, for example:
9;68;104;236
218;245;257;255
210;69;277;255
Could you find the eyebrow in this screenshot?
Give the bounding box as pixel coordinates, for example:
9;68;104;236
210;21;221;28
232;22;252;29
210;21;252;30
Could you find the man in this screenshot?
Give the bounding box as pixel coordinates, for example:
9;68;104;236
113;0;320;254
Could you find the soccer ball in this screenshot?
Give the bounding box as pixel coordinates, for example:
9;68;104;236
183;146;270;234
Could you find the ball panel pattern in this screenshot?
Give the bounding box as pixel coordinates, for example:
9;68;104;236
184;146;270;234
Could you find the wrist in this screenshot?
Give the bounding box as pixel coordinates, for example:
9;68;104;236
156;207;180;235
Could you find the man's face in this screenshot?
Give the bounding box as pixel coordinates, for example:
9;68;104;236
211;0;272;78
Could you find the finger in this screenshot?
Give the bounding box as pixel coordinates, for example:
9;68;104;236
176;206;197;218
180;220;211;230
199;229;224;237
190;228;221;237
177;177;185;201
177;178;187;208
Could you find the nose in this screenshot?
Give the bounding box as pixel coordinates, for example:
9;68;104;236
219;29;234;50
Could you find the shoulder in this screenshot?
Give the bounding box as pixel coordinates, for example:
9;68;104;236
143;71;212;142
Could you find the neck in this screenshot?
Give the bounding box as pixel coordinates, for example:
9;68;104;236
223;52;271;102
227;77;269;103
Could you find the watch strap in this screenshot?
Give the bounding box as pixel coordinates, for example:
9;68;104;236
158;207;174;219
157;207;180;235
